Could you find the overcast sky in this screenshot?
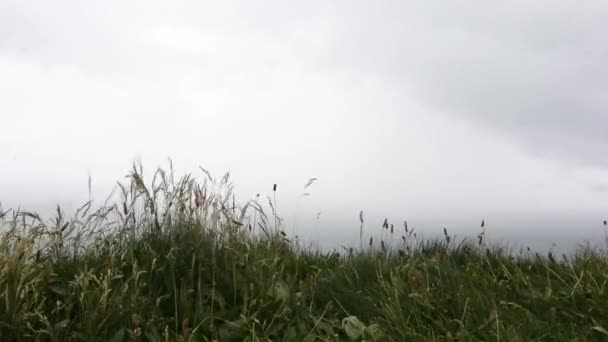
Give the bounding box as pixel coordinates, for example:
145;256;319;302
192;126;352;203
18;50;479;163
1;1;607;251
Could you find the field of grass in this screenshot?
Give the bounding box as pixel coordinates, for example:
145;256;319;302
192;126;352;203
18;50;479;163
1;164;608;341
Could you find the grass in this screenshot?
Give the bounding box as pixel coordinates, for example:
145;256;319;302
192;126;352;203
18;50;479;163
1;163;608;341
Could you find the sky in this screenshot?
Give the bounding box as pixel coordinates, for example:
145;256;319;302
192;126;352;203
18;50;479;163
1;1;608;251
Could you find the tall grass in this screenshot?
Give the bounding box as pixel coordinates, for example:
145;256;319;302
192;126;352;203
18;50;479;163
1;163;608;341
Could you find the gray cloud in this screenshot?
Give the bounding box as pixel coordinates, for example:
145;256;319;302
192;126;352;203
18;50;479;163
302;1;608;167
1;1;607;250
5;0;608;168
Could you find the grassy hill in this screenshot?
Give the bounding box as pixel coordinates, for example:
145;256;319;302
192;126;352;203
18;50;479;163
1;164;607;341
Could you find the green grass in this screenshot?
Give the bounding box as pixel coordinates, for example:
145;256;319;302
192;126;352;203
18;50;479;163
1;164;608;341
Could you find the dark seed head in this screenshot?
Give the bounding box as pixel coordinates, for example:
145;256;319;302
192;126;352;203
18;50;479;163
548;252;556;264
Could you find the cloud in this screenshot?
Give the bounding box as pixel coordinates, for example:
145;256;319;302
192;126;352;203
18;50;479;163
1;1;607;248
2;1;607;173
301;1;608;167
